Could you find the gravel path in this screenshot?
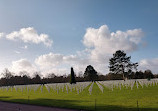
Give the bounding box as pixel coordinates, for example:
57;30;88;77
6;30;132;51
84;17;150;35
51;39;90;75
0;101;80;111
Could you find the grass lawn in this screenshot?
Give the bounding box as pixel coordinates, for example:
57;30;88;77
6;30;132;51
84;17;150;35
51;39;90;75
0;82;157;111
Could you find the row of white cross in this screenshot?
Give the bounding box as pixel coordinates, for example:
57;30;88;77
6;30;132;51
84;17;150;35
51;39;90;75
0;79;157;95
99;79;158;91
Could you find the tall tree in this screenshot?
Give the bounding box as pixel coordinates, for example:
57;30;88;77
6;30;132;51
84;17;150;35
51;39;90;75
135;71;144;79
84;65;98;81
2;68;13;79
70;67;76;84
32;72;42;84
109;50;138;80
144;69;154;80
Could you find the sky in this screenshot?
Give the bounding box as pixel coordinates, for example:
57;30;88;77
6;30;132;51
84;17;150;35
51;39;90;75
0;0;158;77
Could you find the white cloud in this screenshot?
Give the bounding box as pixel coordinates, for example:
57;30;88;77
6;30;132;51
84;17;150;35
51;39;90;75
35;52;91;66
83;25;144;63
11;59;37;76
6;27;53;47
34;52;89;75
139;58;158;73
35;53;64;67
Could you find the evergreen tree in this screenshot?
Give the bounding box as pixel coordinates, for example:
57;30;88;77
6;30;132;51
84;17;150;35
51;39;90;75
109;50;138;80
70;67;76;84
84;65;98;81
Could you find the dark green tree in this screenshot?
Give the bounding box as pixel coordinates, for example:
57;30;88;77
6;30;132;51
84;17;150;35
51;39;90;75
70;67;76;84
84;65;98;81
109;50;138;80
144;69;154;80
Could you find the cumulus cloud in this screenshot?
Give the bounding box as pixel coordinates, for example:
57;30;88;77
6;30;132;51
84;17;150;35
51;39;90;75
35;53;64;67
139;58;158;73
5;27;53;47
35;52;91;66
83;25;144;63
11;59;37;76
34;52;90;75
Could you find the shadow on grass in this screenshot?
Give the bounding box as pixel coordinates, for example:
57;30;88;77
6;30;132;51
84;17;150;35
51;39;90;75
0;98;158;111
0;96;11;98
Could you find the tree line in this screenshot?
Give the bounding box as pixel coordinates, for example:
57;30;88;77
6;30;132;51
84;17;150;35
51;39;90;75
0;65;98;86
0;50;158;86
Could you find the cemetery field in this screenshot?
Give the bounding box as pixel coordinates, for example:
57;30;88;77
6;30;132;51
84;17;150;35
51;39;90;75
0;79;157;111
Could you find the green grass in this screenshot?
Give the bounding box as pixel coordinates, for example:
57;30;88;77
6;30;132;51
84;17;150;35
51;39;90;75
0;82;158;111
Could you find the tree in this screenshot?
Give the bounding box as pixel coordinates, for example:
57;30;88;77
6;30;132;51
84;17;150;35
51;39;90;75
70;67;76;84
2;68;13;79
32;72;42;84
144;69;154;80
135;71;144;79
47;73;56;78
84;65;98;81
19;71;29;77
109;50;138;80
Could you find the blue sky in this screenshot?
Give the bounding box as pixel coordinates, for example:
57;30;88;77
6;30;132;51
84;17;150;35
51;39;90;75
0;0;158;76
